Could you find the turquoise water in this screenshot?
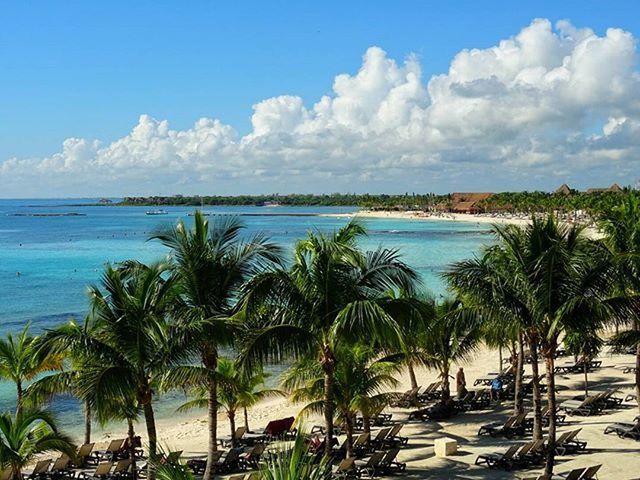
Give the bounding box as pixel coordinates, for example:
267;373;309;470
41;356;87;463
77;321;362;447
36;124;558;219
0;199;492;435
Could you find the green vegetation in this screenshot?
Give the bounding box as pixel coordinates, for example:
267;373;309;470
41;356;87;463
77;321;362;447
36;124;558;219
119;188;630;216
6;191;640;477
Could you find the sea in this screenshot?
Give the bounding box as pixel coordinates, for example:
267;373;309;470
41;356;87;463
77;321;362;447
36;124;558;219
0;199;493;437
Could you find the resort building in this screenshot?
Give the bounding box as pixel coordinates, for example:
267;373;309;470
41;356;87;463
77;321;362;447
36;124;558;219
449;192;493;213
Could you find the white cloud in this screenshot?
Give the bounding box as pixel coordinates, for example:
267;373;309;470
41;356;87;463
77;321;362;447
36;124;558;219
2;18;640;196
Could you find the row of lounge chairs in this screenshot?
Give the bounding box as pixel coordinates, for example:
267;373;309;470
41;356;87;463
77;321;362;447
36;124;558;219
554;359;602;375
559;389;623;416
521;464;601;480
333;448;406;479
475;429;588;471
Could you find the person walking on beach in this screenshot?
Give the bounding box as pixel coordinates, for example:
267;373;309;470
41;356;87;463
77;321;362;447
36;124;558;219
490;376;503;401
456;367;467;399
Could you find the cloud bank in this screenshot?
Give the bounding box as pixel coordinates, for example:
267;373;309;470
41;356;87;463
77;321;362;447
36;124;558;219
2;19;640;196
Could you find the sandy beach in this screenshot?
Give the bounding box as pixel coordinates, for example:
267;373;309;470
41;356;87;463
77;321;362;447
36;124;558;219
81;342;639;479
321;210;603;239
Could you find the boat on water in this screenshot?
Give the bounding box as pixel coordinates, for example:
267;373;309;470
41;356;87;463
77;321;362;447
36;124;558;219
145;209;168;216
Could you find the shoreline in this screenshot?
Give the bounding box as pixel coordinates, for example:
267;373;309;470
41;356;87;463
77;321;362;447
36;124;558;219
321;210;603;238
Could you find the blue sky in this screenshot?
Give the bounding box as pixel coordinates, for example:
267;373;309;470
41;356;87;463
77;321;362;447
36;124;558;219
1;1;640;196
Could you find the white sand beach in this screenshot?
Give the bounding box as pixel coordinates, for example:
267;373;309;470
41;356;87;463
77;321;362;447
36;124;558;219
322;210;603;239
84;342;639;479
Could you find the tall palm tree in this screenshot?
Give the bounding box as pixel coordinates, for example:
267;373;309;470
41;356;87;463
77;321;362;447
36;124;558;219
449;216;612;475
240;222;418;455
563;329;603;398
150;212;282;480
173;357;283;446
0;324;63;414
421;298;481;406
282;345;400;458
0;409;76;480
43;262;184;480
599;192;640;412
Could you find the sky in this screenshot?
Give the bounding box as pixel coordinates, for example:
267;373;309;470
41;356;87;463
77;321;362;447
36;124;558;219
1;1;640;197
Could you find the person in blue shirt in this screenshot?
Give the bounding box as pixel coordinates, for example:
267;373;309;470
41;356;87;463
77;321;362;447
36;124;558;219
490;377;503;401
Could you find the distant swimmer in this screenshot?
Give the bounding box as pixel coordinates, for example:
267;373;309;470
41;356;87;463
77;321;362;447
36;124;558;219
16;271;21;277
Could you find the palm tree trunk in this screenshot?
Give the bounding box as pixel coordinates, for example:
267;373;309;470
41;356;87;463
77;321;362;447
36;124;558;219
229;410;236;447
498;346;503;372
15;380;23;415
127;418;137;480
543;352;558;476
344;412;354;459
142;402;158;480
84;401;92;444
362;413;371;434
636;341;640;414
513;333;524;415
407;363;418;390
528;337;543;441
440;368;450;404
243;406;250;432
321;345;337;458
583;358;589;397
203;373;218;480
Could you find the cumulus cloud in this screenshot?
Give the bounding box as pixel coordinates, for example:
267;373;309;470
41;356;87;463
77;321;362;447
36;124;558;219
2;18;640;196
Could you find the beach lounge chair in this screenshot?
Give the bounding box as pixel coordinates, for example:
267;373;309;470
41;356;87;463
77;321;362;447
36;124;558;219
391;387;420;408
383;424;408;447
356;451;385;478
77;462;114;480
352;432;371;458
511;441;536;469
369;427;391;451
92;439;125;462
48;456;71;480
380;448;406;474
74;443;96;467
23;460;52;480
186;451;223;475
240;443;265;469
333;457;356;479
466;389;491;410
604;419;640;440
220;426;248;447
474;444;520;470
555;468;586;480
560;397;599;416
625;392;638;403
554;429;586;455
478;412;527;438
214;449;243;474
111;458;132;479
575;464;601;479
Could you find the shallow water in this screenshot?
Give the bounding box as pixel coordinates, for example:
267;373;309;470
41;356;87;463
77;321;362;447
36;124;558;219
0;199;492;436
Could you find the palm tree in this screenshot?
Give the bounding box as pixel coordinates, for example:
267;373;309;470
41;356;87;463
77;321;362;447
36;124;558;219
43;262;185;480
449;216;612;475
150;212;282;480
0;324;63;414
173;357;283;446
26;318;99;444
260;431;329;480
282;345;400;458
563;329;603;398
240;222;418;455
0;409;76;480
599;192;640;412
421;298;481;406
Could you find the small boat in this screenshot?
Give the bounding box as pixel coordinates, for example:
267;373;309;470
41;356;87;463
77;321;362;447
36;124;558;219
145;209;168;216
